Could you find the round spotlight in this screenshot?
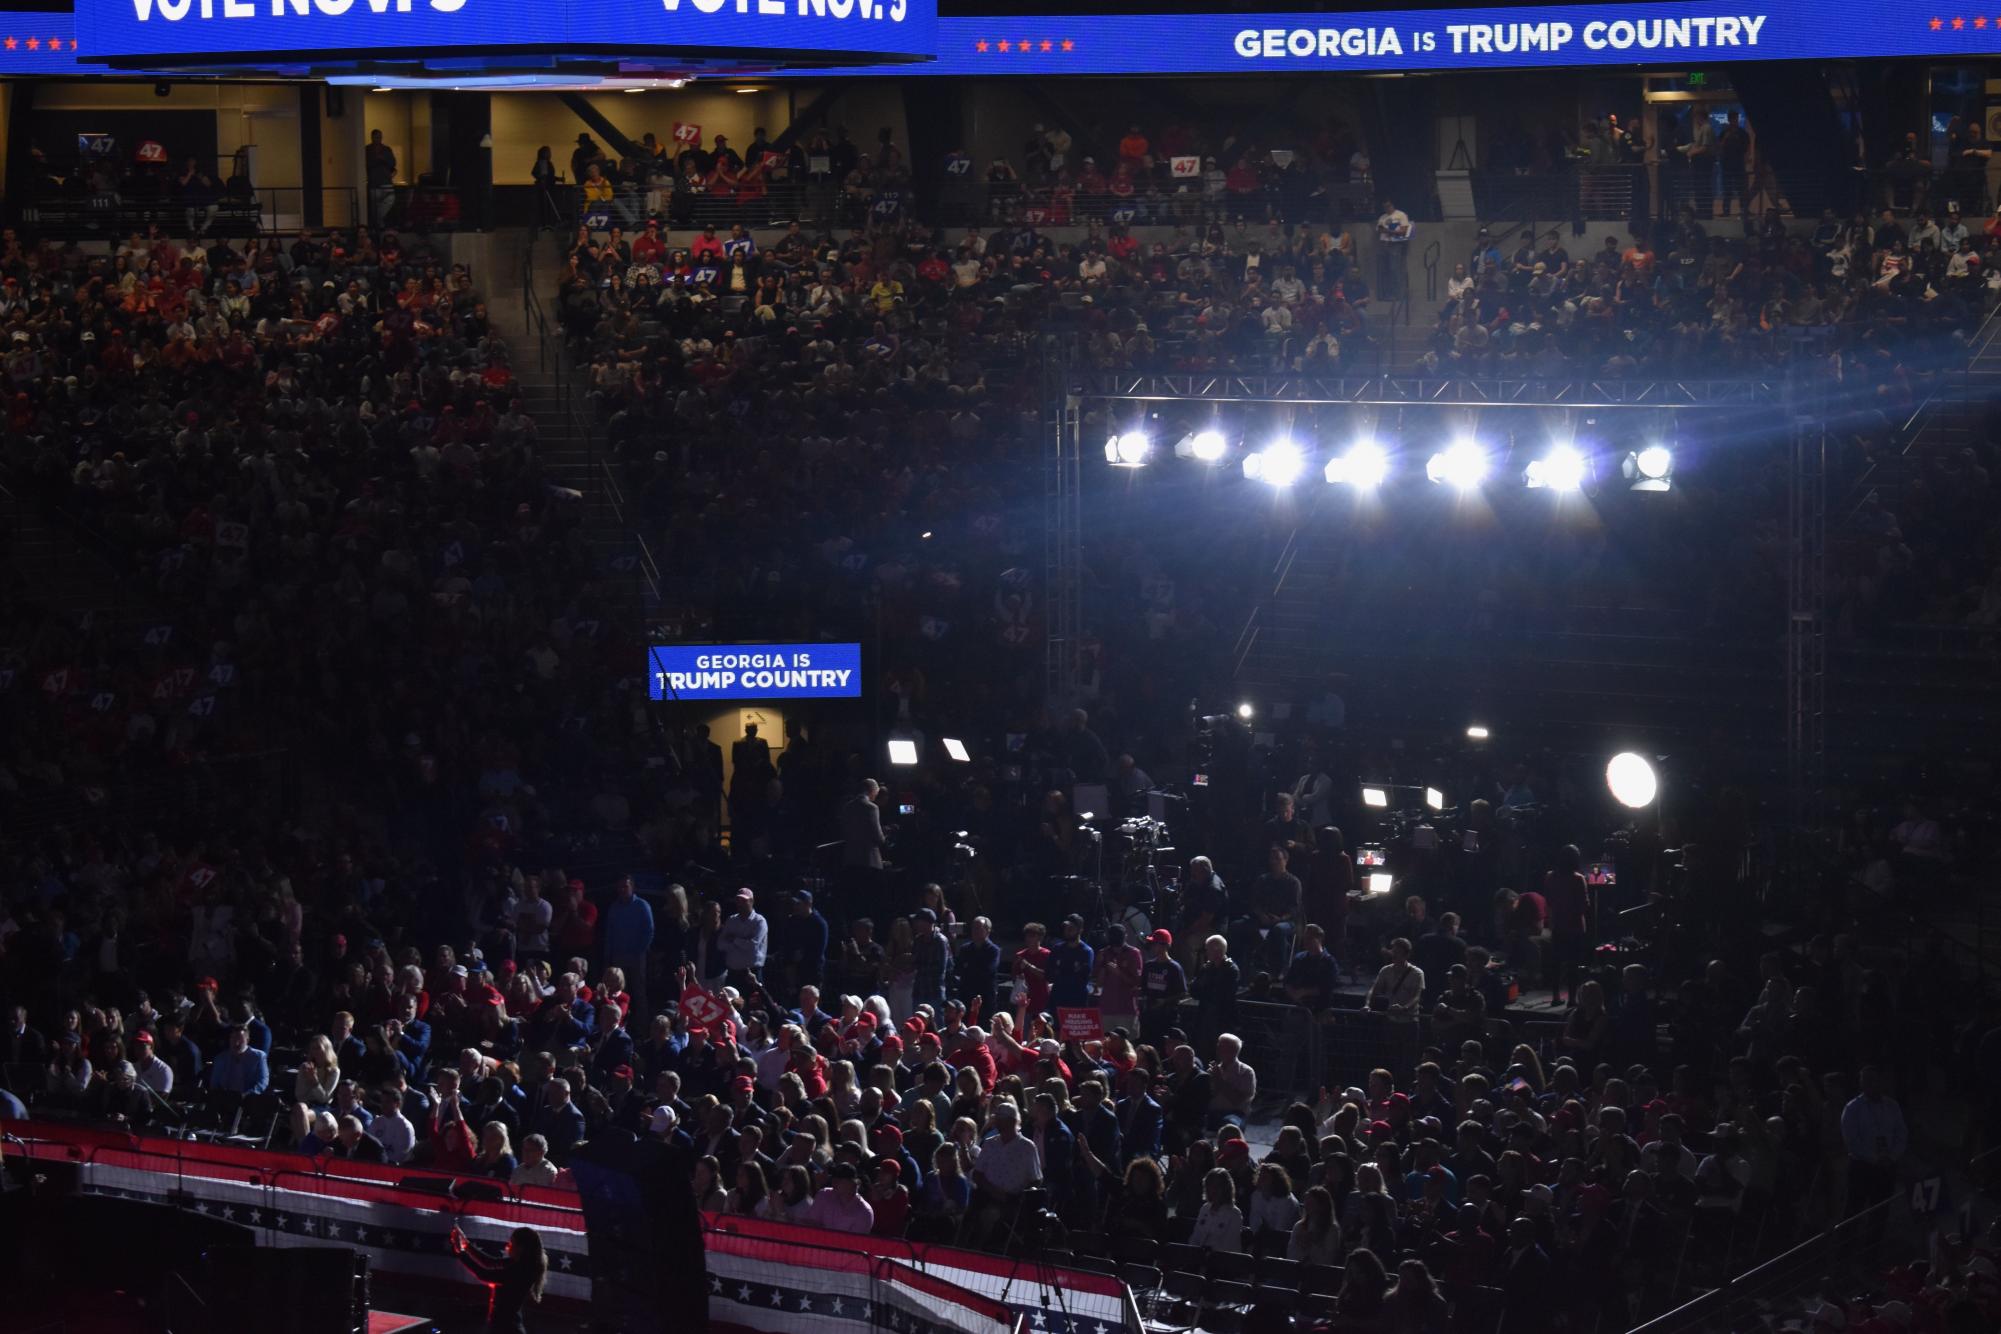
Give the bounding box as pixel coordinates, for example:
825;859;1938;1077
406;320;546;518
1606;751;1659;809
1527;445;1587;492
1635;445;1672;480
1114;431;1151;466
1251;439;1305;488
1236;701;1254;720
1190;429;1228;462
1427;439;1488;490
1327;440;1388;488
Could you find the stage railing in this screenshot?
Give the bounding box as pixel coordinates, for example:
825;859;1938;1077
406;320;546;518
0;1118;1123;1334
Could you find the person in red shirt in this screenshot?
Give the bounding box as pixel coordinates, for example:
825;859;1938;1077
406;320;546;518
1013;921;1052;1019
689;225;725;262
552;878;598;958
869;1159;911;1237
916;251;950;285
1118;125;1150;167
632;217;668;264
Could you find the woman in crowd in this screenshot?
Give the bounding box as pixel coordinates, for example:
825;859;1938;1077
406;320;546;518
1188;1166;1247;1252
1108;1156;1170;1241
727;1161;768;1217
1384;1258;1450;1334
1247;1162;1302;1253
450;1225;548;1334
475;1122;519;1180
1288;1184;1343;1265
692;1155;727;1211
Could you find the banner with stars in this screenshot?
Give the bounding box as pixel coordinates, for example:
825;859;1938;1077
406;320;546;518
23;1125;1136;1334
78;1160;597;1301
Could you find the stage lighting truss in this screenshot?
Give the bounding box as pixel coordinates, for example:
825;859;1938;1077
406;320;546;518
1102;417;1679;498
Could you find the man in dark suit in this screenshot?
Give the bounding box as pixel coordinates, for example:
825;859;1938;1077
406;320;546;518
1115;1067;1163;1165
690;723;725;826
332;1114;387;1162
1030;1091;1076;1216
5;1005;48;1073
533;1076;589;1161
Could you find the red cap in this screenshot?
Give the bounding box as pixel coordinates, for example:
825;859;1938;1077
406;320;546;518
731;1075;755;1095
1147;929;1173;947
1218;1140;1251;1164
1388;1092;1411;1110
612;1065;634;1081
872;1124;904;1147
686;1024;708;1039
877;1159;902;1179
880;1034;904;1053
1369;1119;1395;1139
902;1017;927;1037
133;1031;154;1045
197;977;219;991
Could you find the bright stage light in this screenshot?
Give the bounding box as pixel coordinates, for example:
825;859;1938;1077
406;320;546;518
1427;439;1488;490
1244;438;1305;487
1236;702;1255;720
1606;751;1659;808
1361;785;1389;808
1626;445;1673;491
1190;429;1228;462
1526;445;1588;492
942;738;970;762
1325;440;1389;488
1465;724;1490;740
1105;431;1151;467
1425;786;1445;811
1365;872;1395;895
887;739;920;766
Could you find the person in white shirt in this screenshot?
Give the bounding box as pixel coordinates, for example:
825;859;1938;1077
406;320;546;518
1188;1168;1247;1251
1288;1185;1343;1265
972;1102;1042;1200
1208;1033;1258;1125
717;888;769;983
511;1133;560;1188
1247;1163;1303;1242
1376;198;1411;243
131;1034;174;1096
374;1086;417;1164
1078;253;1107;283
1366;938;1426;1019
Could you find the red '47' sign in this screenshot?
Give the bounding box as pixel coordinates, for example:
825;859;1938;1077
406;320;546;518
680;983;728;1027
672;122;702;145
